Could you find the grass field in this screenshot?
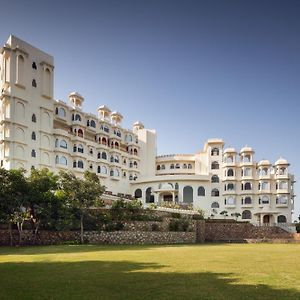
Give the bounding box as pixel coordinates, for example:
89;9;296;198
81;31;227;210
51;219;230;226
0;243;300;299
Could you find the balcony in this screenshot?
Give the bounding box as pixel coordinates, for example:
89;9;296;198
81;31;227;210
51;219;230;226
276;188;289;194
240;189;254;195
53;128;70;138
258;174;272;180
258;189;272;194
223;176;237;181
224;203;236;209
275;173;289;179
241;203;253;208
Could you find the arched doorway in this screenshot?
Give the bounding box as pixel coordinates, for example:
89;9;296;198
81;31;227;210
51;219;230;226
163;194;173;202
263;215;270;224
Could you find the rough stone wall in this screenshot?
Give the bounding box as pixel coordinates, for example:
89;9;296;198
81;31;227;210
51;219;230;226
0;230;196;246
205;222;297;241
195;220;205;243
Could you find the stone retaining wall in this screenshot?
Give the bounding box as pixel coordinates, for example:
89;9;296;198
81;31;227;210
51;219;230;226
205;222;297;241
0;230;197;246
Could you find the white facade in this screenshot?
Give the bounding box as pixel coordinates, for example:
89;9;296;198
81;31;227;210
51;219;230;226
0;35;295;224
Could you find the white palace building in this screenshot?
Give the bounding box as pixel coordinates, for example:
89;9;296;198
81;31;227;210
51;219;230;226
0;35;296;225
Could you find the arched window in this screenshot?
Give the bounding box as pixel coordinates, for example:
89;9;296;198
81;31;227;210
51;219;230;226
244;182;252;190
183;164;187;169
183;186;193;204
32;114;37;123
279;181;288;189
279;167;287;175
244;167;251;176
161;164;165;170
211;175;219;183
115;156;120;163
77;144;84;153
188;164;192;169
55;139;59;148
261;196;269;204
32;79;37;87
55;155;59;164
211;161;219;169
73;161;77;168
89;148;93;155
60;140;67;149
211;188;219;197
78;129;83;137
102;137;107;145
116;130;121;137
211;148;219;156
75;114;81;121
58;107;66;118
32;62;37;69
226;196;235;205
115;169;120;177
31;131;36;140
77;160;84;169
135;189;142;199
243;155;251;162
277;215;287;223
134;149;138;155
227;183;234;191
244;197;252;205
146;187;154;203
101;152;107;160
226;155;234;163
101;166;107;174
60;156;67;165
31;149;36;158
227;169;234;176
198;186;205;196
90;120;96;128
242;210;252;219
261;182;269;190
156;165;161;170
277;196;288;205
175;183;179;190
97;166;101;173
175;163;180;169
170;164;174;169
262;167;269;175
110;155;114;163
211;202;219;208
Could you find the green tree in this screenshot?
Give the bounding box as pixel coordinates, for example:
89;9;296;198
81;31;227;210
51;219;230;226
58;171;105;243
0;168;29;245
26;168;58;243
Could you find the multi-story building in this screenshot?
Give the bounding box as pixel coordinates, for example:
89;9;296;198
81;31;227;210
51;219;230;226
0;35;295;225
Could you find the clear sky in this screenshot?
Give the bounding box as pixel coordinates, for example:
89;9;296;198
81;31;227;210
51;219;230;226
1;0;299;220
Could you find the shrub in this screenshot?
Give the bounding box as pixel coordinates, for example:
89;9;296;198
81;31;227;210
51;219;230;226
169;219;190;232
192;214;204;220
104;222;124;232
148;203;157;210
171;212;181;219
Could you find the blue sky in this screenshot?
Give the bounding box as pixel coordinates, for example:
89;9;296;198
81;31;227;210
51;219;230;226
1;0;299;220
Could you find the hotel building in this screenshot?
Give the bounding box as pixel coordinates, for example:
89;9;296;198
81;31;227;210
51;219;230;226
0;35;295;224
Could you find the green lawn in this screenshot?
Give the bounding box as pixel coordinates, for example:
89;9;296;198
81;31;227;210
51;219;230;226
0;244;300;300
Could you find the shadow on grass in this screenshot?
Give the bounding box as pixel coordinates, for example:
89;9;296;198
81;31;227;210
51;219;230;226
0;243;211;256
0;260;299;300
